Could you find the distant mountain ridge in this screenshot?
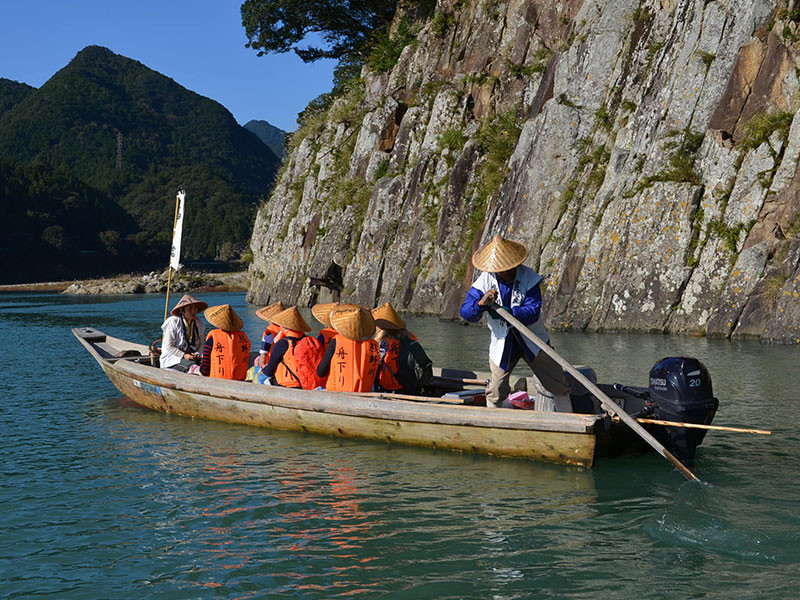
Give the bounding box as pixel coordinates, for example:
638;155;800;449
0;78;35;117
0;45;280;282
244;119;286;158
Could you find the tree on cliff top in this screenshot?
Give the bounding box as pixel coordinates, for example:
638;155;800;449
241;0;399;62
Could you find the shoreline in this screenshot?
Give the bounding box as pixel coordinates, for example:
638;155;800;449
0;281;78;293
0;271;250;294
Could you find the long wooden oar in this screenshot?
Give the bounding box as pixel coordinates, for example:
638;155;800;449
491;303;700;481
614;416;771;435
430;375;489;386
353;391;464;404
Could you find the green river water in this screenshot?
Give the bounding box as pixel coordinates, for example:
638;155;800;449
1;291;798;598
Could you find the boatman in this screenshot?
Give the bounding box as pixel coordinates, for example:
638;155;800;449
460;235;572;411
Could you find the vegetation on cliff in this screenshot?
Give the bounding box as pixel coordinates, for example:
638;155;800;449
241;0;400;62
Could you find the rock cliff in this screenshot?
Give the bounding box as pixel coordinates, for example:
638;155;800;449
248;0;800;343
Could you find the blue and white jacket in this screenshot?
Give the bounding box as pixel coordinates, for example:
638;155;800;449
459;265;549;368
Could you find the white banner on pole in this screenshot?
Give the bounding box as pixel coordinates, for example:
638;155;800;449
169;190;185;271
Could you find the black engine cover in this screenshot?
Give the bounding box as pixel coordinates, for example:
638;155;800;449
648;357;718;467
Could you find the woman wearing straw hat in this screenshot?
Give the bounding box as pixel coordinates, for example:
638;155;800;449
317;304;381;393
260;306;323;389
160;294;208;371
199;304;251;380
254;301;285;368
372;302;429;394
460;235;572;411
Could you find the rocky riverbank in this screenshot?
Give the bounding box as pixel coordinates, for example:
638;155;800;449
0;270;249;295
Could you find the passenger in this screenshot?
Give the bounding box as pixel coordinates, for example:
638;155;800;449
311;302;338;349
261;307;323;389
160;294;208;372
317;304;381;393
372;302;427;394
459;235;572;410
311;302;338;388
254;301;285;368
200;304;251;380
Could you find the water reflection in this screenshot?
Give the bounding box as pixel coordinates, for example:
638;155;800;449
97;400;603;594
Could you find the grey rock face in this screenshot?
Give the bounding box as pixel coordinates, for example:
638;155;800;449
248;0;800;343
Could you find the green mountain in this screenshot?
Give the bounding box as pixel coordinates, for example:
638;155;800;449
0;46;280;281
244;119;287;158
0;157;140;283
0;78;35;117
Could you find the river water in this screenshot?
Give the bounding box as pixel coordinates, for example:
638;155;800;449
1;291;798;598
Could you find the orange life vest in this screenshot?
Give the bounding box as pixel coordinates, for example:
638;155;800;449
377;336;402;391
275;336;303;388
264;327;285;363
276;336;324;389
319;327;337;348
317;328;337;387
206;329;250;380
325;335;381;393
263;322;281;338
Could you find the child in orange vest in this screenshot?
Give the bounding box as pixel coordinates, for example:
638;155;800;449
200;304;250;380
316;304;381;393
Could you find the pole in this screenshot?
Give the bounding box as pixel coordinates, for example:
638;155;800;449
163;190;183;322
491;303;700;481
616;416;771;435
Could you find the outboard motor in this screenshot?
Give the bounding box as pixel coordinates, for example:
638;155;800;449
648;357;718;468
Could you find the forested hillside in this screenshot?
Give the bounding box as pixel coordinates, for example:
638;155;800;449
0;46;280;283
0;157;139;282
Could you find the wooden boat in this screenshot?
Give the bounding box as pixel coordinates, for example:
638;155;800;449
73;327;691;468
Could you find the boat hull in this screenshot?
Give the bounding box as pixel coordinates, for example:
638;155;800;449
77;327;612;467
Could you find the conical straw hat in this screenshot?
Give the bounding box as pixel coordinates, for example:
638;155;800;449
372;302;406;330
170;294;208;316
471;235;529;273
255;301;285;322
330;304;376;341
204;304;243;332
269;306;311;333
311;302;337;328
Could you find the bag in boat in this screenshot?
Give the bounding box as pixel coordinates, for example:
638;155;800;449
508;390;536;409
396;336;433;392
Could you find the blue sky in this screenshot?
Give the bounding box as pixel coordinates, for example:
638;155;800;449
0;0;337;131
